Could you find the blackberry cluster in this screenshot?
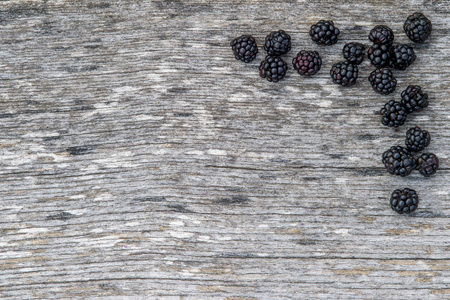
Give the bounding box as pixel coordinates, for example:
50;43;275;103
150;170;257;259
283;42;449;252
230;30;293;83
390;188;419;214
365;23;422;99
391;45;416;70
367;25;395;70
380;100;407;128
367;43;392;68
230;35;258;63
416;153;439;177
259;30;292;82
382;146;416;177
330;61;358;86
259;55;288;82
292;50;322;76
343;43;365;65
229;15;437;215
382;127;438;178
369;25;394;45
404;12;432;43
378;86;429;128
405;126;430;152
309;20;340;46
264;30;291;56
366;15;436;215
401;85;428;113
369;68;397;95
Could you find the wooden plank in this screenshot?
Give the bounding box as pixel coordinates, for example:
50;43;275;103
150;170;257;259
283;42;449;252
1;0;449;298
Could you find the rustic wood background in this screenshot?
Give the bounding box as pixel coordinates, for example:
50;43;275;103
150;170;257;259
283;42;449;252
1;0;449;299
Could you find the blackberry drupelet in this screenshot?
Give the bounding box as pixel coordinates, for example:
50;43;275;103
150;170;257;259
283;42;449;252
259;55;288;82
230;35;258;63
382;146;416;176
330;61;358;86
380;100;407;127
400;85;429;113
343;43;365;65
264;30;291;56
368;68;397;95
405;126;431;152
367;43;392;68
391;44;416;70
416;153;439;177
369;25;394;45
404;12;432;43
390;188;419;214
292;50;322;76
309;20;340;46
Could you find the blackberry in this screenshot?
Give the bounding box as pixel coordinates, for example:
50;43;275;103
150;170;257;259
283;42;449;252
292;50;322;76
367;43;392;68
416;153;439;177
264;30;291;56
330;61;358;86
343;43;365;65
382;146;416;176
309;20;340;46
259;55;288;82
368;68;397;95
405;126;431;152
369;25;394;45
230;35;258;63
380;100;407;127
404;12;432;43
391;44;416;70
390;188;419;214
400;85;429;113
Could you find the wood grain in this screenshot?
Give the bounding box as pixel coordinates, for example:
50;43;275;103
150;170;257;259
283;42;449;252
1;0;450;299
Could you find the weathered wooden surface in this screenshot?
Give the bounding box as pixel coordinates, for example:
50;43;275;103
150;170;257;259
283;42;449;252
1;0;450;299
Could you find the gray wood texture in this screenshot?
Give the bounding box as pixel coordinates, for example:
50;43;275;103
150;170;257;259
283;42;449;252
1;0;450;299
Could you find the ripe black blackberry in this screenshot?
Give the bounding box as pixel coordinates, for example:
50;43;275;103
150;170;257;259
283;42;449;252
400;85;429;114
369;25;394;45
382;146;416;176
342;43;365;65
367;43;392;68
259;55;288;82
264;30;291;56
416;153;439;177
292;50;322;76
230;35;258;63
309;20;340;46
404;12;432;43
330;61;358;86
390;188;419;214
368;68;397;95
391;44;416;70
405;126;431;152
380;100;407;127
